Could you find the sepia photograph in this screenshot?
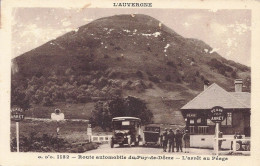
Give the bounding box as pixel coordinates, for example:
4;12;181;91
1;0;260;165
10;7;252;155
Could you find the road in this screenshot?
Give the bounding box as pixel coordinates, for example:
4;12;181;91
85;143;213;155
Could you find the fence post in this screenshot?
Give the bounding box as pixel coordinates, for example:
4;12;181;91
215;123;219;155
16;122;19;152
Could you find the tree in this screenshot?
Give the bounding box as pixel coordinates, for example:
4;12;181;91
195;71;200;77
122;96;153;124
136;70;143;78
165;75;171;82
11;85;30;110
244;77;251;92
42;96;53;106
92;101;110;131
91;96;153;131
231;71;237;78
77;94;87;103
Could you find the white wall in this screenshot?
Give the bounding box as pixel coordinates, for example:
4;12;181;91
91;135;112;143
190;135;242;149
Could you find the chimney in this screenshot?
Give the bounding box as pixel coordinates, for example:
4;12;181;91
234;79;243;92
204;80;210;91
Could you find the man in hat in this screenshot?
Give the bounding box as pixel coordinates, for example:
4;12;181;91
162;128;168;152
175;129;183;152
168;128;175;152
183;130;190;153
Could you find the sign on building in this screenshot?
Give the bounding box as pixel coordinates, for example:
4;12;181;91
87;124;92;135
11;107;25;122
186;113;197;118
209;106;226;123
11;107;25;152
209;106;226;155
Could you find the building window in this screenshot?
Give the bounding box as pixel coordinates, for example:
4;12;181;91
198;126;209;134
189;126;195;134
221;112;232;126
207;119;215;126
197;118;201;124
189;119;195;124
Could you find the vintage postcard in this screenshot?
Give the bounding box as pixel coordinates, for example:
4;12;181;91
1;0;260;165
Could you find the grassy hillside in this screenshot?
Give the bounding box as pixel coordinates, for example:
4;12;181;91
11;14;251;124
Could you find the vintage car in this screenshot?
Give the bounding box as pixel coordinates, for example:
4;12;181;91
143;124;161;147
110;117;142;148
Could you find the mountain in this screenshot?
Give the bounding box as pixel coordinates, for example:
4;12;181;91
12;14;251;124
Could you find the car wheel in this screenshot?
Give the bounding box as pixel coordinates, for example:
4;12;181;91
236;142;242;151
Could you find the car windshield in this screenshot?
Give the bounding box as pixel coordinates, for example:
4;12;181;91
145;127;160;132
113;120;137;130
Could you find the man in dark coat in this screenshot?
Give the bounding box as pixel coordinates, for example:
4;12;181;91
175;129;183;152
162;128;168;152
168;128;175;152
183;130;190;153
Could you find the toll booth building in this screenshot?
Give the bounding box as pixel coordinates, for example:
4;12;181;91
181;79;250;149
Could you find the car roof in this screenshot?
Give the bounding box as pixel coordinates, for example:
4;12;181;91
112;117;141;121
145;124;161;127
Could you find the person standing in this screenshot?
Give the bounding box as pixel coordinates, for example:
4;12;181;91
168;129;175;152
231;132;238;150
183;130;190;153
218;131;223;150
175;129;183;152
160;134;163;147
162;128;168;152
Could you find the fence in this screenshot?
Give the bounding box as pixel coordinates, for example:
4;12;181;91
215;138;250;155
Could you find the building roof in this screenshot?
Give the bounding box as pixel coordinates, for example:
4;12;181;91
181;83;250;110
230;92;251;108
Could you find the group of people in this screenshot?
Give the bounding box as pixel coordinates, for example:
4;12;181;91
160;128;190;153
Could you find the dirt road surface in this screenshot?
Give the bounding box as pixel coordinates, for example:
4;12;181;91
85;143;213;155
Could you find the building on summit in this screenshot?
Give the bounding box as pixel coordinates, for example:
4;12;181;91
181;79;250;149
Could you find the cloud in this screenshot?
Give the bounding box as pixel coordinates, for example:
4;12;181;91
183;22;191;28
62;20;71;27
83;18;93;22
226;38;233;48
225;38;238;48
226;51;233;57
189;13;203;20
12;23;73;57
228;22;251;35
210;22;228;35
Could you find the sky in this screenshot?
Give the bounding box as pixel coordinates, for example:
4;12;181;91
11;8;251;66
